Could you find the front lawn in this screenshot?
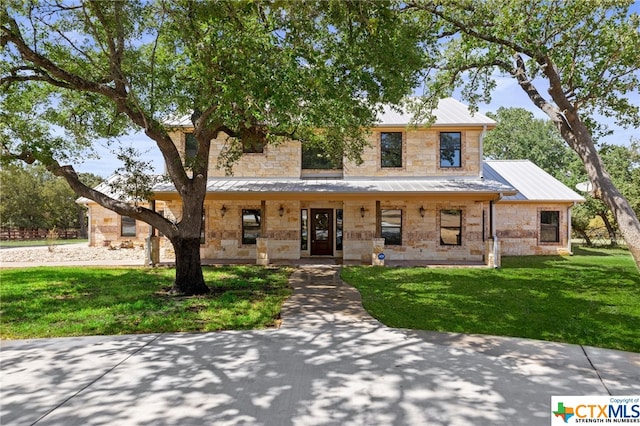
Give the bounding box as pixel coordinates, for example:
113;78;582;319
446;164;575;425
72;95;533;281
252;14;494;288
341;247;640;352
0;266;292;339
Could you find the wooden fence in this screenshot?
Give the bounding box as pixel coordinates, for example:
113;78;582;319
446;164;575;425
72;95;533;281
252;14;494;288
0;228;82;241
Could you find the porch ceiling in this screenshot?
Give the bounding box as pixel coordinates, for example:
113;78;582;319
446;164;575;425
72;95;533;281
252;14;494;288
152;177;516;201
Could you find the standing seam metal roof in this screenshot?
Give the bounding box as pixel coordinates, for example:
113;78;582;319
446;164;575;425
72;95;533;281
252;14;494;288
483;160;585;202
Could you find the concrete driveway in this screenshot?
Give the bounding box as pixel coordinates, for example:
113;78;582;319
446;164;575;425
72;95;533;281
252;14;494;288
1;265;638;425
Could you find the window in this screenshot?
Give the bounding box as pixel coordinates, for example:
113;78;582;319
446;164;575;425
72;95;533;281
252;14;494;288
440;210;462;245
242;139;266;154
380;209;402;245
336;209;343;251
301;210;308;250
540;211;560;243
185;133;197;159
381;132;402;168
242;209;261;245
302;145;343;169
440;132;461;168
121;216;136;237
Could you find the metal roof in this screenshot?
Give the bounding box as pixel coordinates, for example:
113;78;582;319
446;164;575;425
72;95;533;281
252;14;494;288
377;98;496;127
164;98;496;128
153;176;516;199
483;160;585;202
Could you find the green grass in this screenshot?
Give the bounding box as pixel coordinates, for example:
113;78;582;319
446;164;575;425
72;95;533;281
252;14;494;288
0;239;88;248
0;265;292;339
341;246;640;352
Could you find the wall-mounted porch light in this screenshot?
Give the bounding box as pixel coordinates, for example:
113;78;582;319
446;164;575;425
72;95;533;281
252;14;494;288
279;205;285;217
419;206;425;218
221;205;227;217
360;206;366;218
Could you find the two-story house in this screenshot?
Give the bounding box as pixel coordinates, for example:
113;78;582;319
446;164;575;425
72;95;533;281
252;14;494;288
81;98;584;266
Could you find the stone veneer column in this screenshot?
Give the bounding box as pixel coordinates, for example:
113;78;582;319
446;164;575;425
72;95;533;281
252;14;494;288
256;237;269;265
372;238;385;266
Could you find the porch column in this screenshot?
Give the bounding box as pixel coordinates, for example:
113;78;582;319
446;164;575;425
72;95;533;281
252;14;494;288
256;237;269;265
372;238;385;266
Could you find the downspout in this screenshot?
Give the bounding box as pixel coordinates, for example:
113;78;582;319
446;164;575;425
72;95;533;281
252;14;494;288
490;193;502;268
479;125;487;178
567;202;575;255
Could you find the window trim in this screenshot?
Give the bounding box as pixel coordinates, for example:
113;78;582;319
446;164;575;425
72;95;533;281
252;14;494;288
242;208;262;245
439;132;462;169
439;209;462;246
539;210;561;243
380;131;403;169
121;216;137;237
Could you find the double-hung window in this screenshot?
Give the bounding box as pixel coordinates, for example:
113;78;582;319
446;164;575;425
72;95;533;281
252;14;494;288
380;209;402;245
540;211;560;243
440;210;462;245
121;216;136;237
440;132;461;168
381;132;402;168
185;133;197;159
242;209;262;245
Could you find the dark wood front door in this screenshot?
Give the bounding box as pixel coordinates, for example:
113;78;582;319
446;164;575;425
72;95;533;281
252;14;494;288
311;209;333;255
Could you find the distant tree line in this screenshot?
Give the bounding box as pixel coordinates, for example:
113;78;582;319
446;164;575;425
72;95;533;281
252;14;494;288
0;164;102;237
484;107;640;246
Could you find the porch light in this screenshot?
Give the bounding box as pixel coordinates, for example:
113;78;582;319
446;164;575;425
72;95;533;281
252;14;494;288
419;206;425;218
279;205;285;217
220;205;227;217
360;206;365;218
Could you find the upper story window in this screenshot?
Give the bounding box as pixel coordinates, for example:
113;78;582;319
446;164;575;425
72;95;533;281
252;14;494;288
185;133;197;159
381;132;402;168
242;209;262;245
440;209;462;245
379;209;402;245
440;132;461;168
242;139;266;154
121;216;136;237
302;145;343;169
540;210;560;243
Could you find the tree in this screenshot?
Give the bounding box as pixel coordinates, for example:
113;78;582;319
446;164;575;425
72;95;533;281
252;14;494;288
1;1;432;294
0;163;101;233
408;0;640;270
483;107;577;180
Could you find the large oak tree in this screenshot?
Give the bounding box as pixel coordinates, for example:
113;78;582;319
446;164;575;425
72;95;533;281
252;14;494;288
408;0;640;270
1;1;432;294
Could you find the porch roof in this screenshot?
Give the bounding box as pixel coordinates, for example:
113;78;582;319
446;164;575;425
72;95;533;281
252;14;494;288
483;160;585;203
152;177;516;200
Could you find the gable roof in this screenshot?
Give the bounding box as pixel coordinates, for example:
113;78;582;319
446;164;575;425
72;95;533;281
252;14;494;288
377;98;496;127
483;160;584;203
164;98;496;128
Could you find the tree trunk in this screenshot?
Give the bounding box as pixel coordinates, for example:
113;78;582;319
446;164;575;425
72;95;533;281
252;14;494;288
575;228;593;247
171;236;209;295
598;212;618;247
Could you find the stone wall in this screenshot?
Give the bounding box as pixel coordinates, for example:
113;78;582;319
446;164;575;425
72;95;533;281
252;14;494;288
495;202;572;255
344;128;482;178
87;204;150;247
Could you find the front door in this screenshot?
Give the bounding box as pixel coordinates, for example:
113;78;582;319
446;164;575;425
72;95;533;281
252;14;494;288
311;209;333;255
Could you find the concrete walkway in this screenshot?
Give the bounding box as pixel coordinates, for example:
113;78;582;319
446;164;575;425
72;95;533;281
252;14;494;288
1;266;638;425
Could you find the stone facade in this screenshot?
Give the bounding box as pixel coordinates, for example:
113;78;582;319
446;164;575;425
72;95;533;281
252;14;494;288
83;99;580;265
